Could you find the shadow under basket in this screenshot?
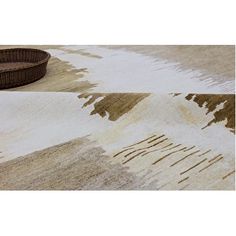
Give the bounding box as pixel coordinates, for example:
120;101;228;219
0;48;50;89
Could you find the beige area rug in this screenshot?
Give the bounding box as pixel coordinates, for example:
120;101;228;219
0;45;235;190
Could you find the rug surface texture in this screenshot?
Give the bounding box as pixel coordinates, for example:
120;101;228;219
0;45;235;190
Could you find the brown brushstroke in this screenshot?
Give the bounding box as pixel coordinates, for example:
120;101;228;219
183;146;195;152
173;93;181;97
160;143;174;150
161;144;181;152
198;149;211;157
180;158;207;175
113;147;134;157
185;94;235;133
208;154;222;162
123;149;142;157
146;138;168;149
141;143;173;156
125;135;157;148
78;93;149;121
147;135;165;143
122;151;146;164
222;170;235;180
124;149;140;157
123;137;168;157
178;176;189;184
152;147;187;165
170;150;200;167
199;156;223;173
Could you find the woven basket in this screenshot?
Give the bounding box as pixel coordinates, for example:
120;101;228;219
0;48;50;89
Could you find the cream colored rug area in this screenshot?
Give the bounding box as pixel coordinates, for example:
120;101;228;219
0;45;234;190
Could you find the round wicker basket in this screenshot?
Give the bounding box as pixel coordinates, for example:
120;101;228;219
0;48;50;89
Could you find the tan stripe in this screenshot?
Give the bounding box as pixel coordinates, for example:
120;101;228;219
178;176;189;184
161;144;181;152
208;154;222;162
160;143;174;150
152;147;187;165
113;147;134;157
124;138;168;157
125;135;157;148
124;149;140;157
142;143;173;157
146;138;168;149
198;149;211;157
199;156;223;172
147;135;165;143
170;150;200;167
222;170;235;180
180;158;207;175
183;146;195;152
122;151;146;164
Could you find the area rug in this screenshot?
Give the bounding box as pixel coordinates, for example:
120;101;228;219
0;45;235;190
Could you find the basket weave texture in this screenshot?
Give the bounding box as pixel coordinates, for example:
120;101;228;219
0;48;50;89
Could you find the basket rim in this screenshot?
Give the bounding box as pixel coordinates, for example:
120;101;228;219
0;48;51;73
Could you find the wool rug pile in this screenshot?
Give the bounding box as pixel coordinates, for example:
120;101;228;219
0;45;235;190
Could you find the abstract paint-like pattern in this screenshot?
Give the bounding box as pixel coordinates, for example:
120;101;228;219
0;45;235;190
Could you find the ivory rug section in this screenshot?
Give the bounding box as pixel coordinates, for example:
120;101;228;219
0;45;234;190
0;91;234;190
46;46;234;94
